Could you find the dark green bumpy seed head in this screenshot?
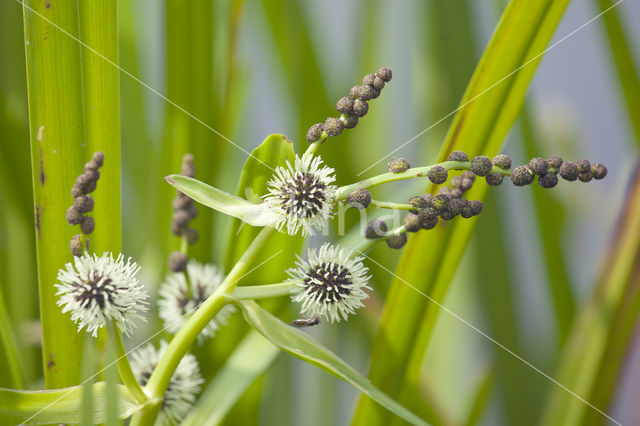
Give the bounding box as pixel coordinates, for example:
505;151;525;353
365;218;387;239
403;213;421;232
471;155;493;177
485;172;504;186
347;188;371;209
342;115;358;129
352;100;369;117
324;118;344;137
306;123;324;143
428;165;448;184
448;151;469;162
492;154;512;170
408;195;429;210
388;158;410;173
576;159;591;174
538;172;559;188
529;157;549;175
592;162;607;179
336;97;354;114
510;166;534;186
431;194;450;213
386;233;407;249
559;162;579;181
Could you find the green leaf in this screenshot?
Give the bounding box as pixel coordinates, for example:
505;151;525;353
0;382;143;424
237;300;430;426
183;330;280;426
165;175;279;227
354;0;571;423
464;366;495;426
0;283;23;389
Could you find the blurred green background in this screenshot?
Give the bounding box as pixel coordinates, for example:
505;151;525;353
1;0;639;424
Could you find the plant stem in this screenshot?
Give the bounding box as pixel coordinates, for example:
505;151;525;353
231;282;297;300
336;161;510;200
369;200;415;210
107;321;147;404
132;226;276;425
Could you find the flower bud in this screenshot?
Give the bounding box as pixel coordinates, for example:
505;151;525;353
347;188;372;209
66;206;83;225
447;198;467;216
181;154;196;177
538;172;558;188
448;151;469;162
349;86;361;99
403;213;421;232
460;178;474;191
559;162;578;181
462;170;476;181
408;195;429;209
592;162;607;180
172;195;192;211
71;184;83;198
418;208;439;229
173;210;190;228
362;73;376;87
80;216;95;235
352;99;369;117
492;154;512;169
73;195;94;214
388;158;410;173
529;157;548;175
306;123;324;143
451;188;464;199
342;115;358;129
578;171;593;182
373;76;385;90
428;165;448;184
450;175;462;188
470;155;492;177
386;233;407;249
70;234;82;257
420;193;434;206
431;194;450;213
336;97;354;114
91;151;105;168
365;218;387;239
466;200;483;217
186;203;198;219
184;228;199;245
510;166;534;186
437;186;452;196
168;251;188;273
376;67;392;82
576;159;591;174
324;117;344;137
548;156;563;169
359;85;376;101
485;172;504;186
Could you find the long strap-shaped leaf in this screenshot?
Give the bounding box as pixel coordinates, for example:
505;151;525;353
354;0;571;423
0;382;143;424
237;300;430;426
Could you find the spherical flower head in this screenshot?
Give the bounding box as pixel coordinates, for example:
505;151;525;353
55;252;148;337
324;117;344;137
538;172;559;188
529;157;549;175
347;188;371;209
336;97;354;114
387;158;410;173
592;162;607;180
289;244;371;323
485;172;504;186
264;155;337;236
158;261;236;343
511;166;534;186
492;154;512;170
559;161;579;181
448;151;469;162
386;233;407;249
365;218;388;239
403;212;421;232
470;155;493;177
306;123;324;143
130;340;204;425
428;165;448;184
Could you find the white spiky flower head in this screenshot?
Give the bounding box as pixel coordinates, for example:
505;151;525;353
130;340;204;425
264;154;337;236
288;243;371;323
55;252;148;337
158;260;235;343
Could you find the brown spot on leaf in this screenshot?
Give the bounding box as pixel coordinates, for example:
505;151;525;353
45;1;51;8
35;205;41;238
38;143;45;185
47;354;56;369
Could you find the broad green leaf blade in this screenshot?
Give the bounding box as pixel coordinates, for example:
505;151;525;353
225;133;303;282
354;0;571;423
542;166;640;426
165;175;279;227
238;300;430;426
594;0;640;145
183;330;280;426
22;0;87;388
0;382;142;425
464;366;495;426
0;283;23;389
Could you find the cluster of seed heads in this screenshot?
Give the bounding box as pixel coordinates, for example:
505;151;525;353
306;67;392;143
66;151;103;256
169;154;199;273
511;156;607;187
